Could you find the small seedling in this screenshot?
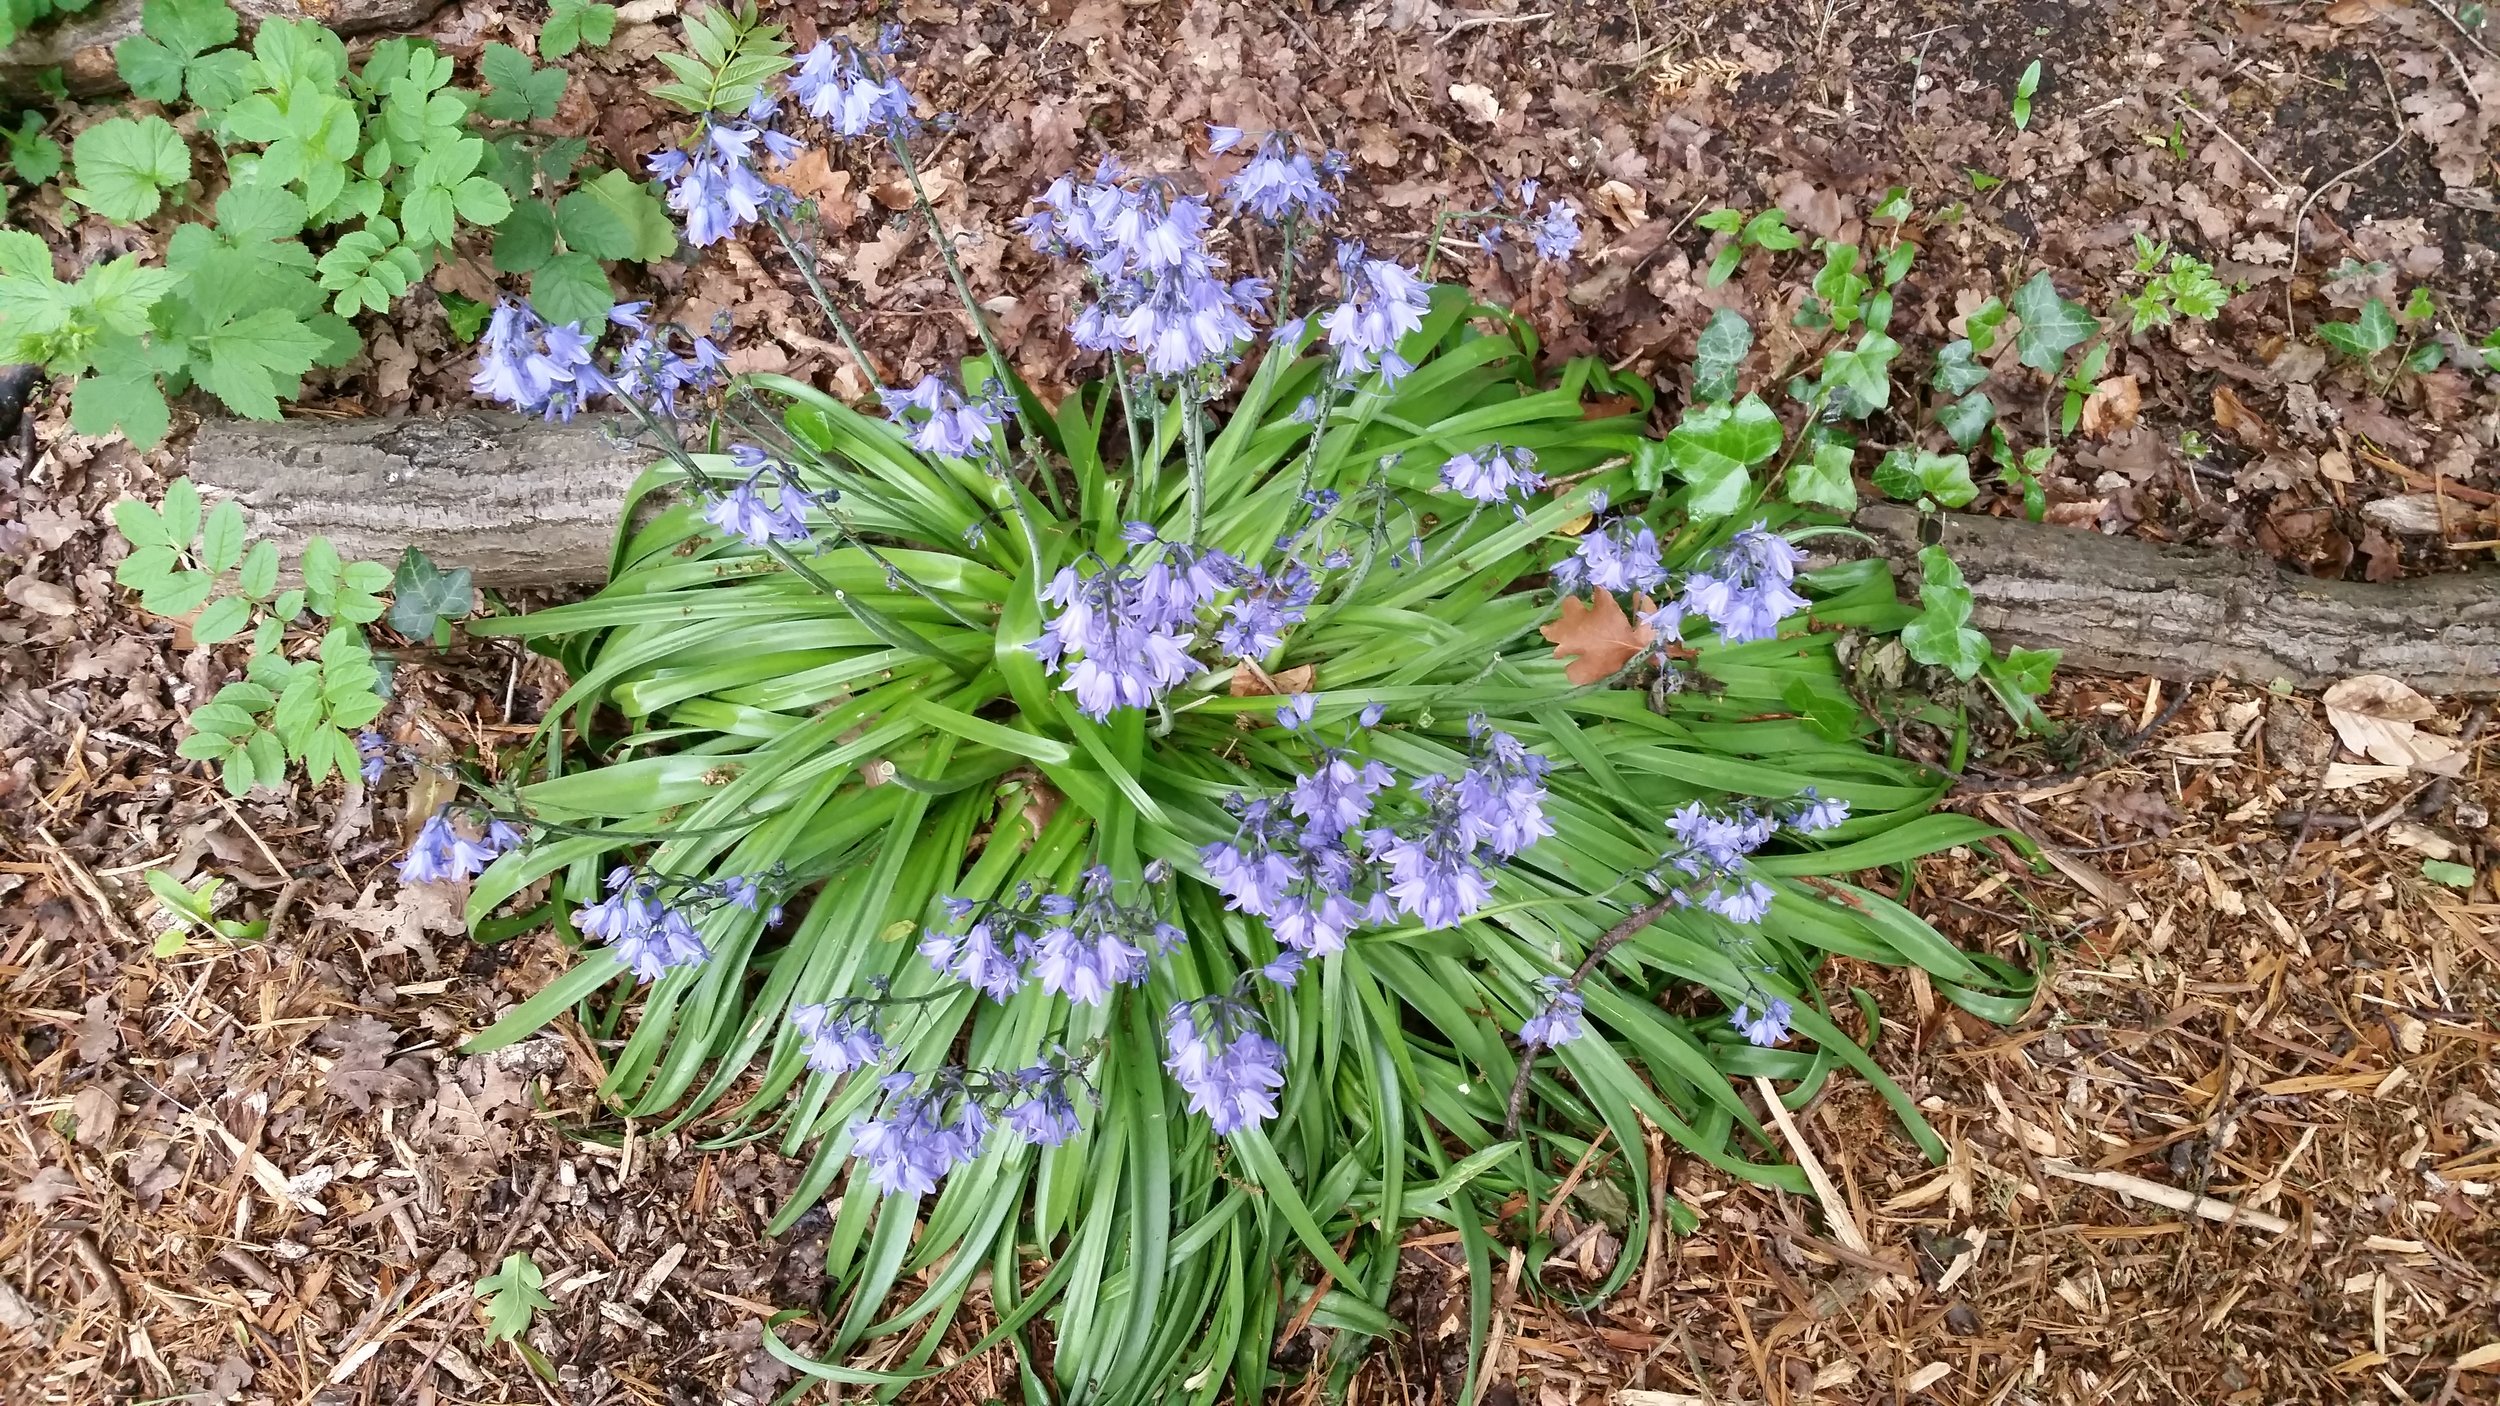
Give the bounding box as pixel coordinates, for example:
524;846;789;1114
475;1252;557;1376
2012;60;2043;131
145;869;269;956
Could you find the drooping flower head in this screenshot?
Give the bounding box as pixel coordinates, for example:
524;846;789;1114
574;866;715;981
1221;130;1342;224
1732;995;1794;1047
1440;444;1544;506
1320;244;1432;386
1520;975;1587;1049
470;300;611;422
849;1073;988;1196
1164;998;1287;1134
703;445;824;547
1022;165;1259;380
791;1000;887;1077
648;116;793;248
790;37;917;139
1681;522;1808;644
1530;200;1583;261
397;811;516;886
882;374;1006;459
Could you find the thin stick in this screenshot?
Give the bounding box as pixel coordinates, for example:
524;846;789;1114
34;823;142;949
2284;55;2407;340
1502;891;1679;1137
2420;0;2498;61
2172;99;2295;193
2039;1158;2322;1241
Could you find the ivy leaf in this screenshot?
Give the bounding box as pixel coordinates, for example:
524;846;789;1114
1873;448;1978;508
1787;439;1857;513
1932;339;1989;395
477;1253;554;1346
69;116;192;223
388;545;472;639
1690;307;1752;404
1901;546;1990;679
1997;646;2059;696
1937;390;1996;449
542;0;617;60
2010;271;2099;373
2316;299;2396;359
479;44;567;122
529;251;614;330
568;169;677;263
1664;393;1782;519
1819;329;1900;415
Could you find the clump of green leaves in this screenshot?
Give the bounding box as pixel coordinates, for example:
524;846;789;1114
2121;235;2231;332
110;476;472;796
1695;205;1802;287
0;0;671;446
1;0;94;48
653;1;794;115
542;0;619;60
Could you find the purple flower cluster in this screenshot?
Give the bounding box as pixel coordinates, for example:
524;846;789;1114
790;37;915;139
1034;542;1239;719
791;998;886;1076
574;866;714;981
1210;562;1317;659
1215;128;1345;224
704;445;826;547
398;811;526;885
1204;719;1552;978
1649;789;1845;961
1731;996;1795;1047
1554;515;1666;596
1164;997;1287;1134
1519;975;1587;1048
1021;160;1262;379
1320;244;1432;386
1441;444;1544;506
472;301;726;424
648;114;798;248
1529;200;1584;261
919;866;1185;1007
1683;523;1808;644
881;374;1006;459
849;1059;1090;1195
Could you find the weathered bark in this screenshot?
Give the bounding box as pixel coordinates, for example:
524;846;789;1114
1851;504;2500;697
2;0;447;101
187;415;2500;695
190;414;642;588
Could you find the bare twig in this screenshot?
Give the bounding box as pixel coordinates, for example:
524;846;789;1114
33;823;142;950
2284;55;2408;338
2040;1158;2323;1241
1503;891;1680;1138
2172;98;2295;193
1438;9;1554;44
2420;0;2498;61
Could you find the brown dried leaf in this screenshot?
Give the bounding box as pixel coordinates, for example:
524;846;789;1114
1539;590;1654;686
1448;83;1501;124
781;149;851;205
2078;375;2142;438
315;1016;435;1113
1228;662;1316;698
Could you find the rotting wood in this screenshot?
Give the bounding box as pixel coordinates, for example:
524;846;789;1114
1;0;450;99
188;415;2500;695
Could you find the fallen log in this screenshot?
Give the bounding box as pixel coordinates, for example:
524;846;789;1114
189;415;2500;695
2;0;447;100
1851;504;2500;698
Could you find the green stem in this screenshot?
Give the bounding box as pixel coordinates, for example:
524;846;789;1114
891;136;1041;447
765;209;878;387
1182;386;1211;542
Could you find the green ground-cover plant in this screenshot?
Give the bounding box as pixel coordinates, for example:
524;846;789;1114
0;0;672;446
1;0;91;47
341;19;2045;1402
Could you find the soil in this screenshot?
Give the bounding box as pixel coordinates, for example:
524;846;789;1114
3;1;2497;1404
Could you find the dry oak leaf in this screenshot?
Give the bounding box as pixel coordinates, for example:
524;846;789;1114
1448;83;1501;124
781;149;851;205
2078;374;2142;438
2322;673;2461;773
1540;589;1654;686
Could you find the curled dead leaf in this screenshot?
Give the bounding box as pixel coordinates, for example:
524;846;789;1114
1539;589;1655;686
2322;673;2459;773
1448;83;1501;124
2078;374;2142;438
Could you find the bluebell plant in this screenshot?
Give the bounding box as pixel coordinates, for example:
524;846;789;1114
414;19;2028;1404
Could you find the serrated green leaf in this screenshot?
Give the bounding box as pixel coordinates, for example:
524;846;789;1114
191;307;325;419
162;477;201;545
1690;307;1751;404
569;169;677;263
542;0;616;59
191;593;252;644
200;498;245;572
112;497;172;549
69;116;191;223
479;44;566;122
530;251;613;330
493;201;558;274
142;569;216;618
238;539;279;599
70;362;172;448
2010;272;2099;373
